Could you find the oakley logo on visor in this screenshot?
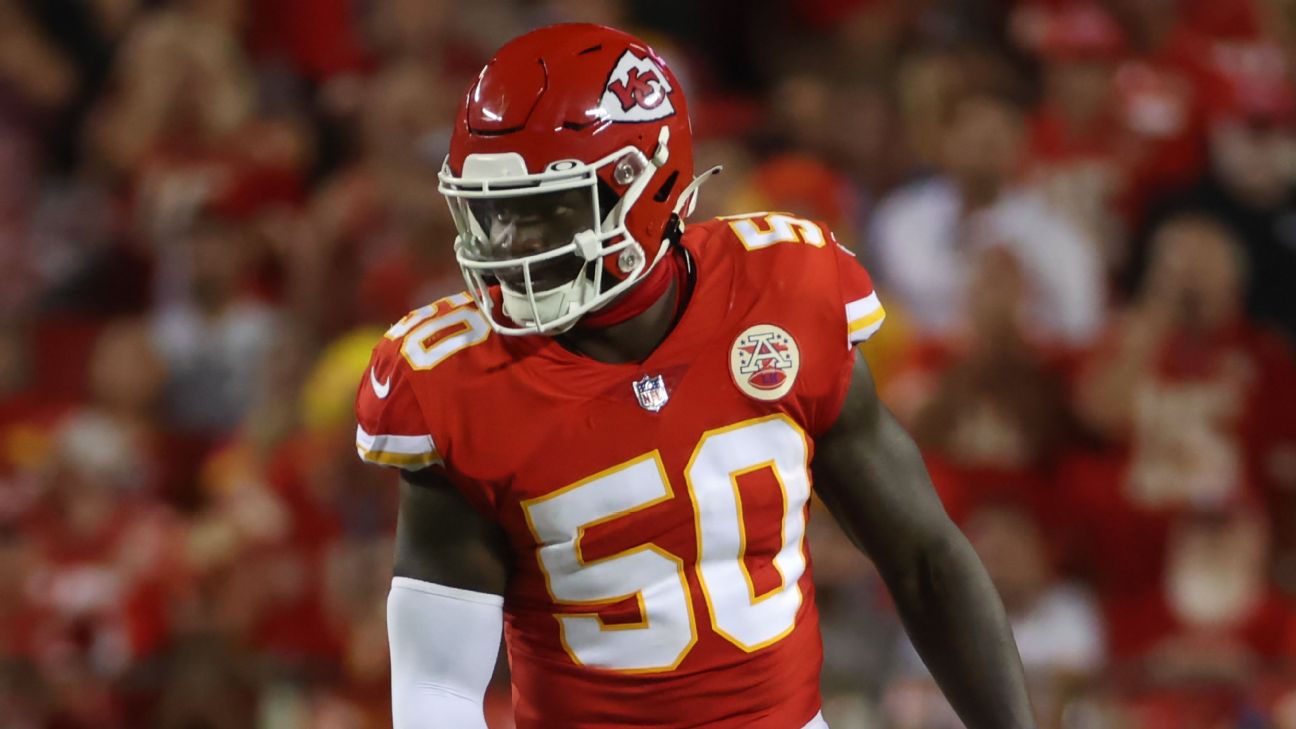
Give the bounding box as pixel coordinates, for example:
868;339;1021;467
600;50;676;123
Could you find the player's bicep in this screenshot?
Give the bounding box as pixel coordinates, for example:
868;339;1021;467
395;468;509;595
811;355;957;574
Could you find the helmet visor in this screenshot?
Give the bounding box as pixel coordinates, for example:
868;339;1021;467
459;186;597;291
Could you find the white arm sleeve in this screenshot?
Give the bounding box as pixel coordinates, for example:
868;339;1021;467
387;577;504;729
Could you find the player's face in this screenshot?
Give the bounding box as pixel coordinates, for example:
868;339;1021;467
460;187;596;291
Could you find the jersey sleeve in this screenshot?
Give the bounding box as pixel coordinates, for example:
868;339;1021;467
354;336;442;471
834;239;886;347
800;228;888;436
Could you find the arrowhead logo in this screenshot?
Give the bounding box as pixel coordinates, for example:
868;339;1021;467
599;50;676;123
369;367;391;400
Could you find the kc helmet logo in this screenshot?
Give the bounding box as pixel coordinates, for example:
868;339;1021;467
600;50;676;122
729;324;801;402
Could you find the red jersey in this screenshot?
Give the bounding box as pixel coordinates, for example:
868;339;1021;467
355;214;885;728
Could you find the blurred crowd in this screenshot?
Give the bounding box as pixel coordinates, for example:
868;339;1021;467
1;0;1295;728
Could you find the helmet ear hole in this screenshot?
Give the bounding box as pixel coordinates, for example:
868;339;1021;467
653;171;680;204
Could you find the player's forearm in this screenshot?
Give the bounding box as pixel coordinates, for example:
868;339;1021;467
884;531;1035;729
391;476;508;728
388;578;503;729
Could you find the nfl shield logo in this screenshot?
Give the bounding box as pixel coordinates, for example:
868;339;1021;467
632;374;670;412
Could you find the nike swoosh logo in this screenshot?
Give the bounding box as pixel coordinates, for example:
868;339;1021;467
370;367;391;399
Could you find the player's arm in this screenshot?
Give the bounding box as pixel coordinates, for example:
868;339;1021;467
812;355;1036;729
388;467;509;729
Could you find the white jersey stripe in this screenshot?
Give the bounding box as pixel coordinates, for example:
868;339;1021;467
356;425;437;455
844;292;882;322
355;425;442;469
845;292;886;345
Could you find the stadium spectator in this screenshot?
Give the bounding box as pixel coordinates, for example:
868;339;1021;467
313;61;463;330
1019;2;1134;269
1069;213;1296;614
885;247;1074;525
53;319;171;499
85;2;255;179
1076;213;1296;504
1104;0;1229;206
871;88;1106;347
907;247;1071;461
1137;507;1289;676
151;210;281;435
1137;44;1296;343
1112;507;1292;729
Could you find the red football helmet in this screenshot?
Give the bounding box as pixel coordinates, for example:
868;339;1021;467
439;24;708;335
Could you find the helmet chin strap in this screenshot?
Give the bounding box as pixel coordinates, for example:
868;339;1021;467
673;165;723;218
630;163;722;278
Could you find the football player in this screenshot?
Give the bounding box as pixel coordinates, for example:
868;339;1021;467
356;24;1035;729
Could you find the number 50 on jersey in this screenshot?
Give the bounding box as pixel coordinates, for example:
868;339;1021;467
522;415;812;673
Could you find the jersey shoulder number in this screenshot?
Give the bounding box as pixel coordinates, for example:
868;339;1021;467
354;293;492;470
707;211;886;346
383;292;492;371
717;211;829;251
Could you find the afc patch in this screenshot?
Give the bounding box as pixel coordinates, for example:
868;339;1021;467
729;324;800;402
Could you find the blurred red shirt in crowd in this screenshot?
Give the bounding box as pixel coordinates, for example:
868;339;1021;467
1021;0;1275;232
884;247;1080;528
1066;213;1296;660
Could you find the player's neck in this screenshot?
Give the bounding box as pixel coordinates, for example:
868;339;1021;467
559;269;686;365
